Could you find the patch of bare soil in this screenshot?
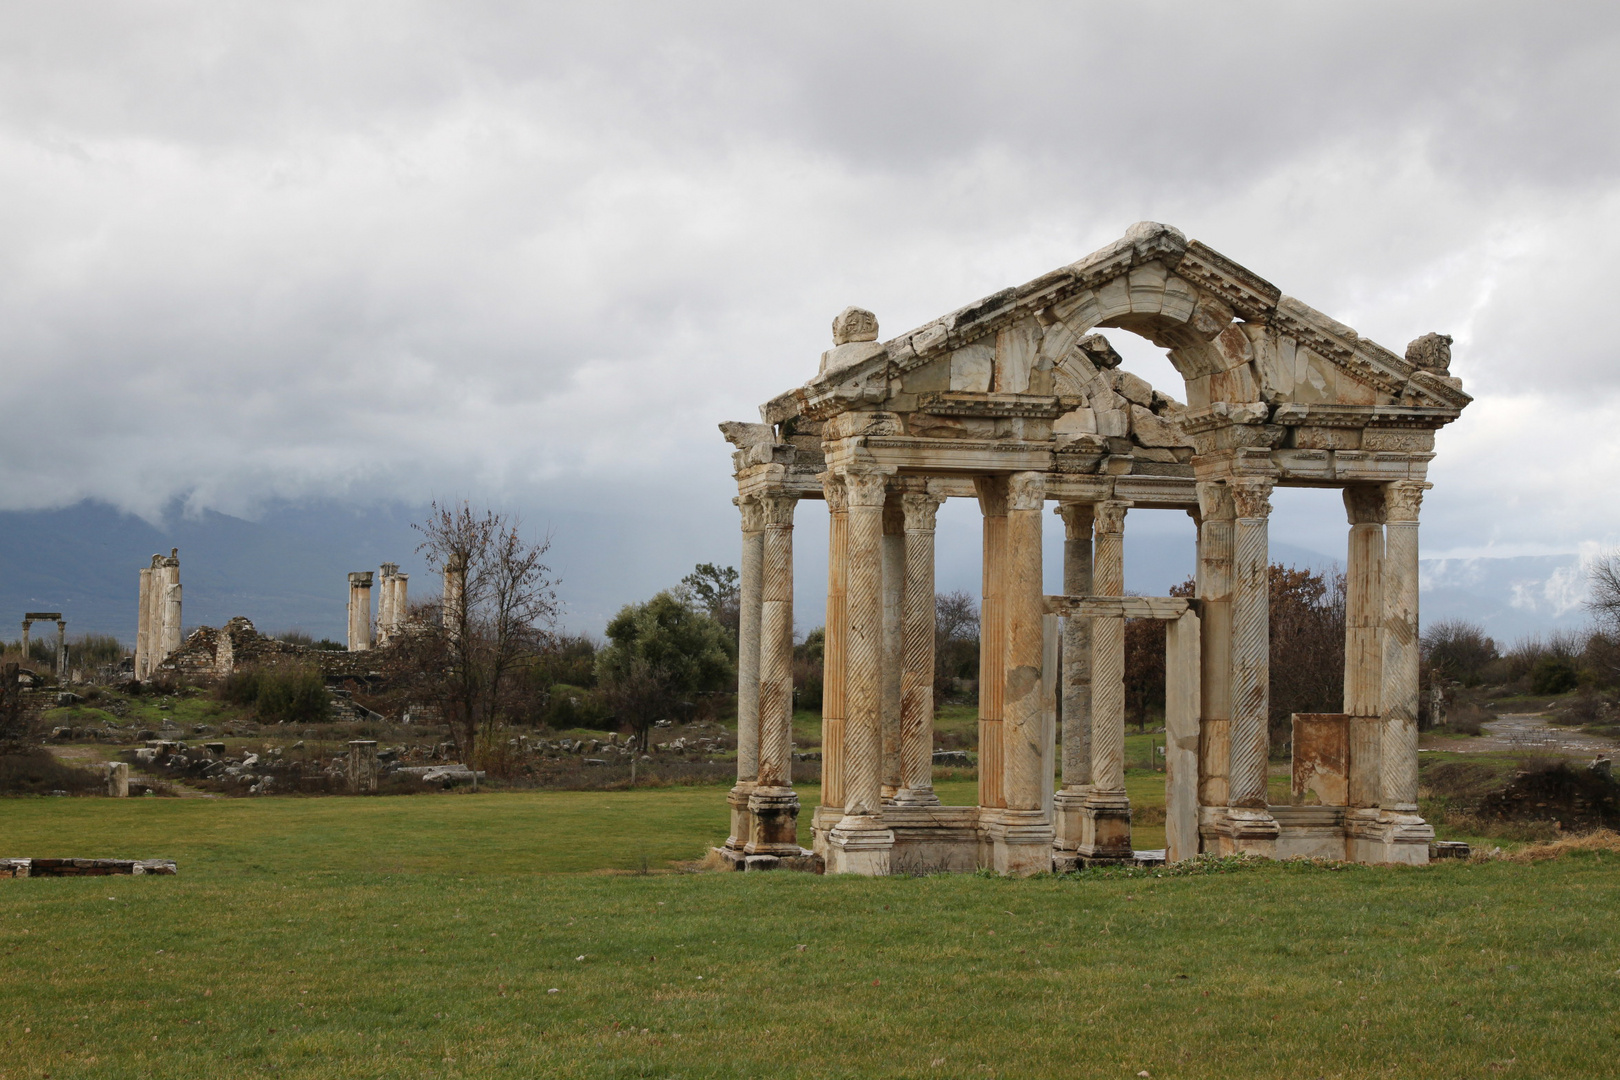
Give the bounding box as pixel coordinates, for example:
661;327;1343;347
1451;713;1617;756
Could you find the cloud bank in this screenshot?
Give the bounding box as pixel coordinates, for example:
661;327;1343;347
2;1;1619;566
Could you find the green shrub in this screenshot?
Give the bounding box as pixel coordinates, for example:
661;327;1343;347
544;684;610;730
216;664;329;724
1530;656;1580;695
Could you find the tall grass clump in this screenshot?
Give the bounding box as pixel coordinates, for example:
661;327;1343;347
216;663;329;724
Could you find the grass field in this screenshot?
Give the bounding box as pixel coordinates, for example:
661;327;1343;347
3;786;1619;1079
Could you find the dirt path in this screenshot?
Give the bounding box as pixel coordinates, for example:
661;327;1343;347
1440;713;1620;757
46;744;220;798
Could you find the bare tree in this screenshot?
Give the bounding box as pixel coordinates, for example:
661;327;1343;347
1587;551;1620;634
412;501;560;766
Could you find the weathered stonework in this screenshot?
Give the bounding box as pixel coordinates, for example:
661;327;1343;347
722;222;1469;874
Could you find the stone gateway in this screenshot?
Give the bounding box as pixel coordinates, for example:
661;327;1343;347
719;223;1469;875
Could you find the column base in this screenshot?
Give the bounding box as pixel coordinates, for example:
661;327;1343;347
724;782;757;852
892;786;940;806
810;804;842;859
826;814;895;876
1053;786;1091;856
744;786;801;856
981;808;1056;876
1346;808;1433;865
1225;806;1281;858
1076;790;1132;861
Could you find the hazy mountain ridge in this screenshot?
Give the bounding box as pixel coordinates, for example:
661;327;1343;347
0;501;1598;650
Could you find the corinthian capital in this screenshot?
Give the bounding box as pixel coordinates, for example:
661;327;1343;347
1229;478;1274;520
1383;480;1428;523
1055;502;1095;540
1196;480;1234;522
738;495;766;533
1094;499;1131;536
1007;471;1046;512
902;491;945;531
842;469;891;509
758;493;799;528
820;472;848;513
1342;485;1386;526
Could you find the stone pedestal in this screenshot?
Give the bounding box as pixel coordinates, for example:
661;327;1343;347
106;761;129;798
347;740;378;793
745;786;802;857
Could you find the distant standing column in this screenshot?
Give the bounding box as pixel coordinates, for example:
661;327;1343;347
55;621;66;679
158;550;182;662
1053;501;1094;863
1226;478;1279;854
392;574;409;633
144;555;166;676
19;620;29;662
377;563;399;643
1079;499;1132;860
746;493;801;860
726;496;765;856
348;572;375;652
895;487;945;806
442;555;466;637
135;565;153;680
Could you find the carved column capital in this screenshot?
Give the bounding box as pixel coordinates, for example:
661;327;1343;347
842;471;891;509
1229;478;1274;520
820;472;849;513
1196;480;1234;522
1055;501;1095;540
1094;499;1131;536
1006;471;1046;512
738;495;767;533
1383;481;1428;523
758;493;799;528
1342;484;1387;526
901;491;945;532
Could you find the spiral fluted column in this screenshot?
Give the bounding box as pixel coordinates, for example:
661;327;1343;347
725;495;766;853
746;493;801;857
826;468;896;874
896;488;945;805
1226;477;1279;851
1078;499;1133;860
1053;502;1094;861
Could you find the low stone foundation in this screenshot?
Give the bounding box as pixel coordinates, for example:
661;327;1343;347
1;858;177;878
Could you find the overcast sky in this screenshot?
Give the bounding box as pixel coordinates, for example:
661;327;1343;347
3;1;1619;622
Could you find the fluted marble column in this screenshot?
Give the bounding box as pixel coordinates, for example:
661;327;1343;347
1380;481;1427;815
725;496;766;854
1195;483;1234;843
1226;478;1279;852
880;492;905;801
826;469;895;875
1053;502;1094;860
1079;499;1132;860
895;488;945;806
820;475;849;817
1343;485;1386;811
158;550;182;661
347;572;374;652
987;471;1054;875
974;476;1008;810
135;566;152;680
747;493;801;858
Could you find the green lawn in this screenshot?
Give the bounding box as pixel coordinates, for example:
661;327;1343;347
3;789;1618;1079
